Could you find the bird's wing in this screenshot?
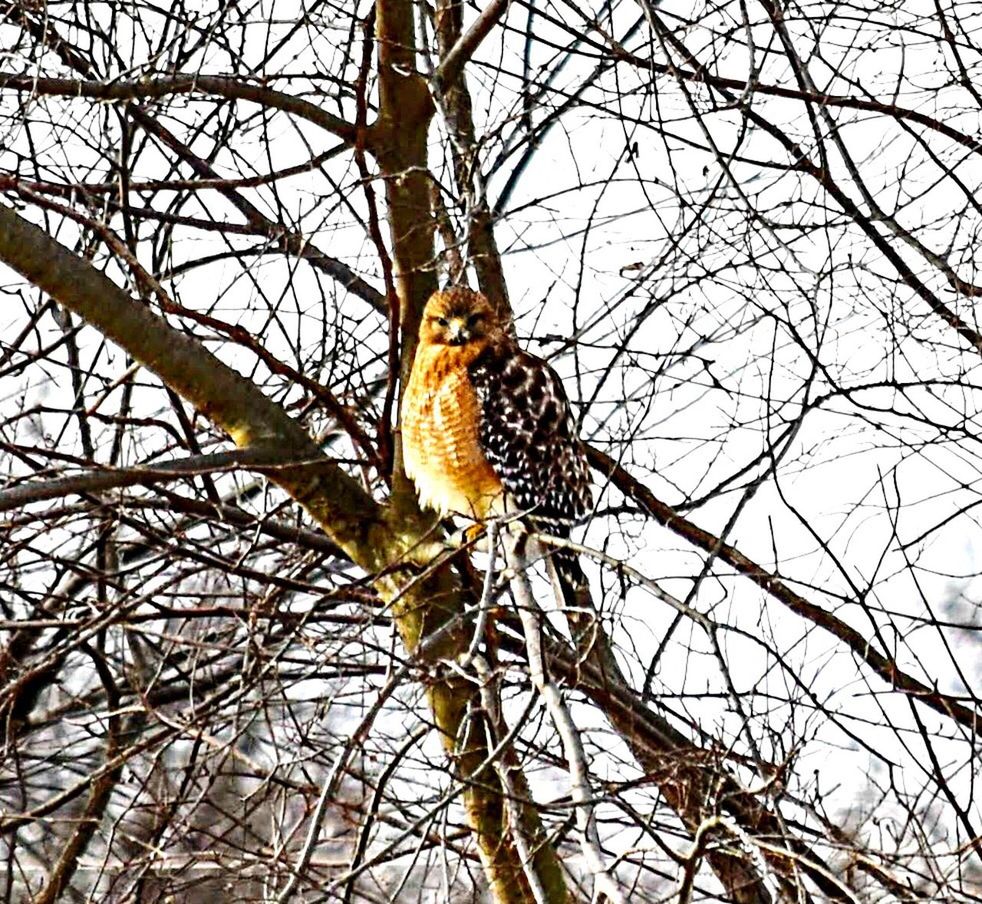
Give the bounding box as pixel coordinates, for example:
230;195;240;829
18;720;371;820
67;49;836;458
468;341;591;528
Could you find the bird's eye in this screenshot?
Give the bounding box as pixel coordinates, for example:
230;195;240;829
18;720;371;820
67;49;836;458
437;317;449;327
467;313;484;326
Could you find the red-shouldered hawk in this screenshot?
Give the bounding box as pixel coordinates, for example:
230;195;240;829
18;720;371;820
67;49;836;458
401;286;592;604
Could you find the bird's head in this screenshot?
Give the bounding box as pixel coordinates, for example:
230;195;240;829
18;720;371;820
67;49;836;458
418;287;500;347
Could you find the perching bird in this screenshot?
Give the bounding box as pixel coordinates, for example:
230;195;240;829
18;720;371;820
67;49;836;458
401;286;592;607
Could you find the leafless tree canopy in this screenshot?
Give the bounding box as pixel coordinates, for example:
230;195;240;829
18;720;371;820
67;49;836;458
1;0;980;901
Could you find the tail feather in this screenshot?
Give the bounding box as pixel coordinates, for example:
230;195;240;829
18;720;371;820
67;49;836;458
534;524;618;674
548;547;589;611
527;518;589;611
546;546;601;658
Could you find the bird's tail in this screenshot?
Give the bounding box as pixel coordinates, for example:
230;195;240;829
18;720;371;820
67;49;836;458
544;543;603;658
546;544;590;612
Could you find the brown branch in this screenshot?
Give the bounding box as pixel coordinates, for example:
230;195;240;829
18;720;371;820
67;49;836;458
120;112;387;313
31;647;122;904
0;34;561;898
432;0;511;94
371;0;569;897
2;6;385;314
434;0;511;315
528;632;850;901
154;298;381;471
354;10;400;475
0;71;358;144
0;145;347;196
565;23;982;160
529;541;778;902
641;17;982;339
586;446;982;738
0;203;383;550
0;449;286;513
11;184;374;480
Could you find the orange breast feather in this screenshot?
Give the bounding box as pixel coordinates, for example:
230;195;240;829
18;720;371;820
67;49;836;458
402;343;503;519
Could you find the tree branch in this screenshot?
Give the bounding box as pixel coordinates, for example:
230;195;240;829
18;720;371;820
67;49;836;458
432;0;511;94
587;445;982;738
0;72;358;145
0;449;288;513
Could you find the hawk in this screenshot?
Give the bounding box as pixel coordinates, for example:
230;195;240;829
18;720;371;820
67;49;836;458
401;286;592;606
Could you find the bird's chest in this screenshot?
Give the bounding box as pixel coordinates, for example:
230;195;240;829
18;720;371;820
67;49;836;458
402;347;502;519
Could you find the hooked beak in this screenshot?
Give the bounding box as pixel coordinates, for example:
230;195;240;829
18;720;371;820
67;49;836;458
447;321;471;345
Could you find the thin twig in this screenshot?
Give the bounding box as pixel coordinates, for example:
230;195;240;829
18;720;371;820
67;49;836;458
503;527;627;904
432;0;511;92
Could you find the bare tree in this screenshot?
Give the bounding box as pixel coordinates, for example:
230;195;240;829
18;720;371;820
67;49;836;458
1;0;980;901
